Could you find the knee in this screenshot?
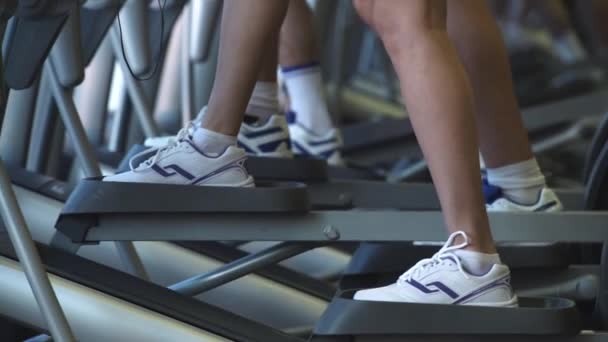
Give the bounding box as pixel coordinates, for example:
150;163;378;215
354;0;402;36
356;1;447;52
384;24;449;58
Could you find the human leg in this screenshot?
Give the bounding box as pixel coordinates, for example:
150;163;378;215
354;0;493;252
203;0;289;135
106;0;289;185
279;0;343;164
239;31;293;158
352;0;515;306
448;0;561;210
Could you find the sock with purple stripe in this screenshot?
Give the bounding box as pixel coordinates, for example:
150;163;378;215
486;158;546;205
280;62;333;135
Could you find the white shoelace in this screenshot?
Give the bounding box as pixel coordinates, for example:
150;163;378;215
130;123;195;172
398;231;471;284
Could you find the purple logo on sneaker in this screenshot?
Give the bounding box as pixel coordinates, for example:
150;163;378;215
405;278;459;299
452;276;512;305
151;164;195;180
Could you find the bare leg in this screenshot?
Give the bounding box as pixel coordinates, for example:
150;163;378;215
105;1;289;186
245;33;282;121
278;0;340;162
354;0;494;253
258;33;280;82
203;0;288;135
279;0;317;66
447;0;532;168
448;1;558;208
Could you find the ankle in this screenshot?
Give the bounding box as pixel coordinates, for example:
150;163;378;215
452;230;496;254
487;158;546;205
246;82;280;121
201;106;243;136
454;249;501;275
463;243;497;254
192;127;237;155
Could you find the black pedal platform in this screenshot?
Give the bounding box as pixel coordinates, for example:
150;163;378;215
314;292;580;337
328;165;383;181
56;178;310;243
246;156;328;182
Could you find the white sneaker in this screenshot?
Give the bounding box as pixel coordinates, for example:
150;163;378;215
145;110;292;159
145;116;201;149
288;119;344;166
105;125;254;187
238;115;293;158
354;232;518;307
486;188;563;212
145;135;178;149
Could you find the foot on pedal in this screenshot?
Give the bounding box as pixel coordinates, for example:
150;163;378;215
144;112;203;149
145;111;293;159
288;114;344;166
105;124;254;187
354;231;518;307
238;114;293;158
484;182;563;212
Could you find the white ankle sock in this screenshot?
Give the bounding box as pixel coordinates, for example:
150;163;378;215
486;159;546;205
246;82;280;122
454;249;501;276
192;127;237;156
281;63;333;135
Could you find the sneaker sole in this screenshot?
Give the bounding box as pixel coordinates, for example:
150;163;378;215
196;176;255;188
462;295;519;308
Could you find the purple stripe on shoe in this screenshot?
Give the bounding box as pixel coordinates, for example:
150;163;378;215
258;139;290;153
165;165;195;180
534;201;558;212
291;141;312;156
151;164;195;180
190;158;248;185
293;140;337;159
238;141;255;154
243;127;285;139
308;137;338;147
405;278;460;299
286;111;297;124
452;275;512;305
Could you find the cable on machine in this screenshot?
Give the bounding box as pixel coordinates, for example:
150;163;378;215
116;0;167;81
